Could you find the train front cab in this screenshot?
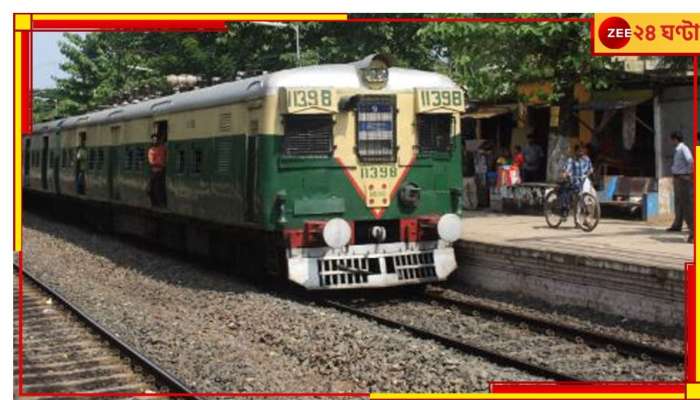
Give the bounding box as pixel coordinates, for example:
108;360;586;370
269;56;465;290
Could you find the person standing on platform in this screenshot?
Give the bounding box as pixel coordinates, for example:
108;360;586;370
666;132;693;243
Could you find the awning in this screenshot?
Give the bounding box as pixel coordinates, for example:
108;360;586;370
575;89;654;111
462;105;516;119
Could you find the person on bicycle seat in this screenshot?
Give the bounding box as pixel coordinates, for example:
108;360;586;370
559;145;593;217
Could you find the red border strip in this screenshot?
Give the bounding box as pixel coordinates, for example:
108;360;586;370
31;16;594;33
694;55;698;147
491;382;686;394
687;263;696;382
23;393;367;398
21;31;31;134
33;20;230;32
349;17;591;23
17;251;24;395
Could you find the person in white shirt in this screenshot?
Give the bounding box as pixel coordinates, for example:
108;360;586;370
666;132;693;243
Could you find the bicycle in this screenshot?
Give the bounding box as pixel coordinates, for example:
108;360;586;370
544;177;601;232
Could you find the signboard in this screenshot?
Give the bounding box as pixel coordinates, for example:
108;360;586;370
594;13;700;54
281;87;337;114
415;88;465;113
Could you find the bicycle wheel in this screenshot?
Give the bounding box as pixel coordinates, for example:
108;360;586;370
544;190;564;228
575;192;600;232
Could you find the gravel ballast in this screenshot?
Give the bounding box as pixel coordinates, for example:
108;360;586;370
21;213;536;393
355;298;683;381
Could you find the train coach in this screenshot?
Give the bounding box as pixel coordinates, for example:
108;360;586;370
23;54;465;290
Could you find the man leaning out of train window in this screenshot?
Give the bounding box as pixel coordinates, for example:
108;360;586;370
147;134;167;207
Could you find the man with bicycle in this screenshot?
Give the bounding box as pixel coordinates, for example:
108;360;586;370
559;145;593;219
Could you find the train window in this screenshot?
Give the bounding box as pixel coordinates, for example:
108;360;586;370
356;97;395;163
88;149;96;170
62;150;67;168
417;114;452;153
192;149;203;174
176;150;186;174
97;149;105;170
282;114;333;158
124;148;133;170
135;148;146;171
69;149;75;167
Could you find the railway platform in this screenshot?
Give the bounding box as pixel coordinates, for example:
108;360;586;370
454;211;691;327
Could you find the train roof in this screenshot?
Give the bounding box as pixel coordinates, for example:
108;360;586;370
32;56;459;135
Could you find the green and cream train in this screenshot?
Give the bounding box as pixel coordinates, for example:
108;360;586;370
23;54;465;289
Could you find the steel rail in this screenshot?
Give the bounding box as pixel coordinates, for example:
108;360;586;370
15;265;202;399
321;299;581;382
422;290;684;366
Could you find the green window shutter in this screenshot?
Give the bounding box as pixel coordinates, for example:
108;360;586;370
216;139;232;174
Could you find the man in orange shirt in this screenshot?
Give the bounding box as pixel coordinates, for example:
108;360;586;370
147;133;167;207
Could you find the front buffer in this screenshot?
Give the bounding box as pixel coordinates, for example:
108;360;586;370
286;214;462;289
288;242;457;289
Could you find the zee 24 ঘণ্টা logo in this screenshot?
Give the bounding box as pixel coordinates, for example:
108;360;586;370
598;15;700;50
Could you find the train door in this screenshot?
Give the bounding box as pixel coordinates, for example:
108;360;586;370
245;120;259;221
41;135;49;190
108;125;121;200
52;132;61;194
152;120;168;207
23;137;30;186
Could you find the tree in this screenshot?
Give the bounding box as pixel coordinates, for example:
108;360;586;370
54;33;168;116
300;18;434;69
33;88;62;123
420;14;626;179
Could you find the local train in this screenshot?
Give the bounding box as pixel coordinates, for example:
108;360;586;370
23;54;465;289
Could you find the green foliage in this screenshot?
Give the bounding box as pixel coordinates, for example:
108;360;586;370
54;33;168;116
418;14;624;103
33;88;62;123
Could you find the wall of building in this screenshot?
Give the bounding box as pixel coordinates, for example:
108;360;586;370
654;85;696;217
655;85;695;178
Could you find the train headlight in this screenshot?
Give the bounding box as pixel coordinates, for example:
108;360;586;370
322;218;352;249
437;213;462;243
363;67;388;84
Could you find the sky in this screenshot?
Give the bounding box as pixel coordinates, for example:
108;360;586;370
32;32;78;89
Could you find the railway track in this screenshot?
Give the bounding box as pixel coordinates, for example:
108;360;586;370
421;289;685;365
319;288;684;382
14;266;199;398
321;299;578;381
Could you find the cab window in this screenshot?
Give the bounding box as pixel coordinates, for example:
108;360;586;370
282;114;333;158
417;114;452;154
356;97;395;163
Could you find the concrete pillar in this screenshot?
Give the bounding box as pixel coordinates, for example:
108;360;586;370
654;94;663;180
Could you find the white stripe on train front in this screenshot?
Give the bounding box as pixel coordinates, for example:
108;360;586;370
287;241;457;289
